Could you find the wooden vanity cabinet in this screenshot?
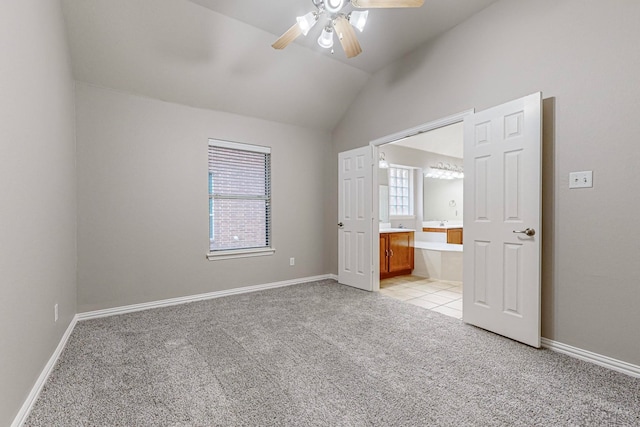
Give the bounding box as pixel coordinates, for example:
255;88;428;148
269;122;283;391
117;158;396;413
446;228;463;244
380;231;414;279
379;233;389;275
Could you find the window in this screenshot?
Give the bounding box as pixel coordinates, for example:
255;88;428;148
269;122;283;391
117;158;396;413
207;139;273;259
389;166;413;216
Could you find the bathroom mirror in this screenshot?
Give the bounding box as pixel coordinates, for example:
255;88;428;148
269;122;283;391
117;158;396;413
423;176;464;221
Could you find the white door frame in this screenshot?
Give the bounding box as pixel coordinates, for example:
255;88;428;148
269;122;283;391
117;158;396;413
369;110;474;291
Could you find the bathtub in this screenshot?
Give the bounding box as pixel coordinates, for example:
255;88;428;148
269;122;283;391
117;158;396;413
412;237;463;282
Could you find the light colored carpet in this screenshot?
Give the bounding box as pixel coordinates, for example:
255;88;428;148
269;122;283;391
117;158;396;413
26;279;640;426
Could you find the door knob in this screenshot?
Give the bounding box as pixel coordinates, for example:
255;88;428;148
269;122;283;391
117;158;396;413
338;222;344;228
513;228;535;237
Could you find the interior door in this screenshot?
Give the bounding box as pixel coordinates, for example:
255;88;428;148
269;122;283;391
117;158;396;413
463;92;542;348
338;147;373;291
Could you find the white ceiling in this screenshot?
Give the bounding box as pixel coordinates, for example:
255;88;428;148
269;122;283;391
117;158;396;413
392;121;463;159
188;0;498;74
61;0;497;131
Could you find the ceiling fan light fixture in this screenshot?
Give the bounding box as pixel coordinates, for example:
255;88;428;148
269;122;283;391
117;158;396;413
324;0;346;14
349;10;369;32
274;0;423;57
317;26;334;49
296;11;318;36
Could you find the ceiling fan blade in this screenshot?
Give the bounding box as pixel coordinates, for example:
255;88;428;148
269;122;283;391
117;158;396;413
272;23;302;50
334;16;362;58
351;0;424;8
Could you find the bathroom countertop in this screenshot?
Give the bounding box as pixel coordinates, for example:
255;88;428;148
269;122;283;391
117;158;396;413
380;228;416;233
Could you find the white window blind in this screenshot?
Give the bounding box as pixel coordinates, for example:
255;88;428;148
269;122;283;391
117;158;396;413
208;140;271;253
389;166;412;216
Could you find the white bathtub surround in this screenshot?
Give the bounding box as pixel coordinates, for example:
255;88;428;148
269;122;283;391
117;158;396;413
421;231;447;243
413;239;463;281
415;241;463;252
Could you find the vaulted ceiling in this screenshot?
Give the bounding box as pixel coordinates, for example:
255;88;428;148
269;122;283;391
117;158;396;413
61;0;497;131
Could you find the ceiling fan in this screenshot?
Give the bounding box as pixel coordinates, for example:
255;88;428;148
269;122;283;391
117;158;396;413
272;0;425;58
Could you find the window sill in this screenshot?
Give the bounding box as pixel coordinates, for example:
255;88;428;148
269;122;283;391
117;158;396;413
207;247;276;261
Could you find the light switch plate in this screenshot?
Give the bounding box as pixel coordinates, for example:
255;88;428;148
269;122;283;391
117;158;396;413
569;171;593;189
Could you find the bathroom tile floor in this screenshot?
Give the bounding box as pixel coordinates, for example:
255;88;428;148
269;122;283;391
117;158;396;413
379;275;463;320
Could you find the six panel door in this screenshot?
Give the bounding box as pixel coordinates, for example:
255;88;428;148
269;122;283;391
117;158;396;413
463;92;542;348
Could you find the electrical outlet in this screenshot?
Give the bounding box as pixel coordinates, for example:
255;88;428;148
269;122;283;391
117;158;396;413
569;171;593;189
289;257;295;266
54;304;59;322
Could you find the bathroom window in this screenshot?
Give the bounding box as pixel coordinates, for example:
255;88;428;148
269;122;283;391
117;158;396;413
207;139;273;260
389;166;413;217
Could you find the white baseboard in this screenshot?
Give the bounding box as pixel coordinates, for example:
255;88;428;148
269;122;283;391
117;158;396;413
77;274;336;321
541;337;640;378
12;315;78;427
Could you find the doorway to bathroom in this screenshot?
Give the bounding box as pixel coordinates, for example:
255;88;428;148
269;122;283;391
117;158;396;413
343;92;543;346
376;120;465;319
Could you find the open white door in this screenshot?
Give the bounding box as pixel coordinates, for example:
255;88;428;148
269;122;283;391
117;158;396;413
338;146;373;291
463;92;542;348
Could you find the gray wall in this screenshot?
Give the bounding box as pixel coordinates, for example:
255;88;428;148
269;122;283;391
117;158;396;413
331;0;640;365
0;1;77;424
76;83;331;312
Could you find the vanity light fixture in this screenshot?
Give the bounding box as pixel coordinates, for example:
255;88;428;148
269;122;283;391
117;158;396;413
424;162;464;179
